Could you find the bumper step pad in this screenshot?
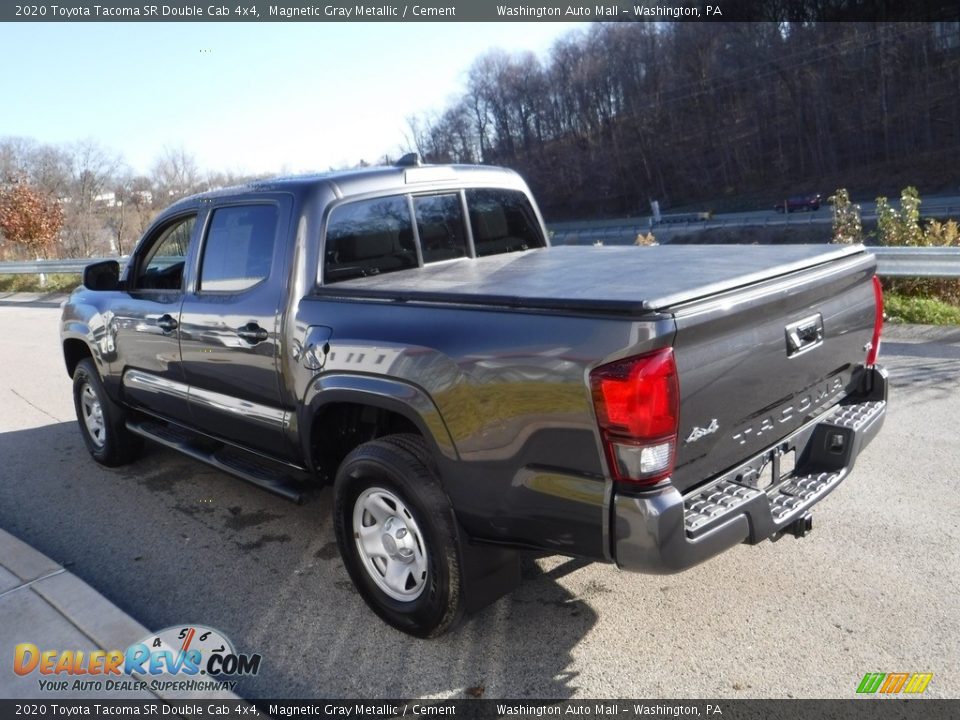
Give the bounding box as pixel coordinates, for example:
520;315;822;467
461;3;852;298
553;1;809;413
682;399;885;537
684;481;761;533
770;471;843;521
828;400;885;432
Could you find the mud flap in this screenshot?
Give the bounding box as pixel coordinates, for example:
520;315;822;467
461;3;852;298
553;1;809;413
455;527;522;615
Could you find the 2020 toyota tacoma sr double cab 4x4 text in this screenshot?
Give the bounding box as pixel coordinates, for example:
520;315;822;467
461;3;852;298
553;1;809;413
61;159;886;637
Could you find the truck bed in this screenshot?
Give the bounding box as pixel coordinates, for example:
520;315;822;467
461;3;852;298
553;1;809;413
317;244;865;313
315;241;878;498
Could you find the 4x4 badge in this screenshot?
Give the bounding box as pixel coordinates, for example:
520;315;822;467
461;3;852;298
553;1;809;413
686;419;719;443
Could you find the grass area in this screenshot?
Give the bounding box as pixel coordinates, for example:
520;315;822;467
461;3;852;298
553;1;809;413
0;273;81;293
885;292;960;325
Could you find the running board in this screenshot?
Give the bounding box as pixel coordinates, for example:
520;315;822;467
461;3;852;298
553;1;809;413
126;419;307;504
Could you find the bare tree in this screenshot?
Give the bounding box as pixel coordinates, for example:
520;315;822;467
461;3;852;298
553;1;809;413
0;137;36;183
151;146;204;203
29;144;73;199
59;139;121;257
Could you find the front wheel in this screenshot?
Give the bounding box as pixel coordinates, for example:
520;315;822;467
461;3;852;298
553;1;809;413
72;358;143;467
333;434;464;638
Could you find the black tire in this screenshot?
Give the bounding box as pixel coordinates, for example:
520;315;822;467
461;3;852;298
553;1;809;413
333;434;464;638
72;358;143;467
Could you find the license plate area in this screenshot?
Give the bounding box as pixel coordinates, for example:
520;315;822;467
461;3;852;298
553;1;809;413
778;448;796;480
734;445;797;491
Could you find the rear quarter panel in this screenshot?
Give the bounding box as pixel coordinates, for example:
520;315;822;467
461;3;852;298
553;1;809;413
294;295;674;559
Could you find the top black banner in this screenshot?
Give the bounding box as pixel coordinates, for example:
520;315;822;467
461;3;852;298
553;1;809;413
4;0;960;22
1;699;959;720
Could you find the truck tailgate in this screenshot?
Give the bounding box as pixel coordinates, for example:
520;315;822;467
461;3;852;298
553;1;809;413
664;249;878;494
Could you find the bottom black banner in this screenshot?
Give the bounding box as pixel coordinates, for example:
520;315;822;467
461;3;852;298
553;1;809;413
0;699;957;720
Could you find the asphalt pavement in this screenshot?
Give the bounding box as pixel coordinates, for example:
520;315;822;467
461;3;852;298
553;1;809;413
0;293;957;700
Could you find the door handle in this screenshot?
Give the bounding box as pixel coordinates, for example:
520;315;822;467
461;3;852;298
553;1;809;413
157;314;178;332
237;323;269;344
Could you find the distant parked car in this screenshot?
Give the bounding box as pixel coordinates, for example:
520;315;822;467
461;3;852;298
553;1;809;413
774;194;822;213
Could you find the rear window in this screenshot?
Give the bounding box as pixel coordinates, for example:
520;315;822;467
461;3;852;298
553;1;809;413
414;194;468;263
324;197;417;283
321;187;545;285
466;188;544;257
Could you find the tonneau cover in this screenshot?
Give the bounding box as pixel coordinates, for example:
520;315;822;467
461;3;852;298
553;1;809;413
319;244;866;313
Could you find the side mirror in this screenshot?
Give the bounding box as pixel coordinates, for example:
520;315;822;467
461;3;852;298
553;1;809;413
82;260;120;291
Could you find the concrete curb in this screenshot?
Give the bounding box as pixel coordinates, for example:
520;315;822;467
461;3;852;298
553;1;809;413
0;528;241;702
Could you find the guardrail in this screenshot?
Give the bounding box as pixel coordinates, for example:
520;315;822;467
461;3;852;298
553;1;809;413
869;247;960;278
0;257;126;274
1;248;959;279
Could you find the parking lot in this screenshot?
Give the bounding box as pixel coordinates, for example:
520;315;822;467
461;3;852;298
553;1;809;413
1;298;958;699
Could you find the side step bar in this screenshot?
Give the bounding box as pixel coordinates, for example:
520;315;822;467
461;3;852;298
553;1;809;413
126;418;308;504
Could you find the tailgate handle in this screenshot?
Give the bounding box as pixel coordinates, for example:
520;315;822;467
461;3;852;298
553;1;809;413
785;314;823;357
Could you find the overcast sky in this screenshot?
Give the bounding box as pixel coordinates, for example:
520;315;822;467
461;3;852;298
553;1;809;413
2;22;588;176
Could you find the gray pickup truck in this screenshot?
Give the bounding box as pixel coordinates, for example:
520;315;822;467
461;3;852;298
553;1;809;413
61;160;887;637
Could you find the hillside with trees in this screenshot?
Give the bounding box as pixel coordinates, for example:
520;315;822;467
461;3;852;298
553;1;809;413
408;21;960;220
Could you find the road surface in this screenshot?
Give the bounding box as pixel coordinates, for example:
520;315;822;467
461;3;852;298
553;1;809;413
0;298;957;699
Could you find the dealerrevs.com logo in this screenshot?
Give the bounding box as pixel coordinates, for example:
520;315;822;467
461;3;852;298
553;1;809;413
13;625;261;694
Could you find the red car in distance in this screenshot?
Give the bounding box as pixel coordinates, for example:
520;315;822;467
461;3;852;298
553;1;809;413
774;194;822;212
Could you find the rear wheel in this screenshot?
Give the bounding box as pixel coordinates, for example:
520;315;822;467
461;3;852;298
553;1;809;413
352;486;429;601
333;434;464;638
72;358;143;467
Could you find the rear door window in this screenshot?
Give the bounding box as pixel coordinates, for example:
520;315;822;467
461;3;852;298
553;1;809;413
465;188;544;257
324;196;417;283
199;204;278;292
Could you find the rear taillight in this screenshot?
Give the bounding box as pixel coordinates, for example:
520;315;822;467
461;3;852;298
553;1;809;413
590;348;679;487
866;275;883;366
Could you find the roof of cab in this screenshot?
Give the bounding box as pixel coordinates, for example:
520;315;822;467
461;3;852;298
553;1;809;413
166;162;526;214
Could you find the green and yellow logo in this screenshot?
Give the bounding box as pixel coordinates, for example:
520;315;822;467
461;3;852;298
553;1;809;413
857;672;933;695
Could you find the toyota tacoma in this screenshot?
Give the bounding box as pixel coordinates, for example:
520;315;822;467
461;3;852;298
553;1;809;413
61;159;886;637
